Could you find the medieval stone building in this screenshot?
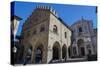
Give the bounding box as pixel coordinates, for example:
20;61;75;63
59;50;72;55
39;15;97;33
20;6;72;64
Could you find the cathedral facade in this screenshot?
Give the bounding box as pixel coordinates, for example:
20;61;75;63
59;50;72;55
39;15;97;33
20;6;72;64
71;18;97;58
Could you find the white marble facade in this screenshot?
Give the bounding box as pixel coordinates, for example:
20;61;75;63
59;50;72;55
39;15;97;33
71;18;96;58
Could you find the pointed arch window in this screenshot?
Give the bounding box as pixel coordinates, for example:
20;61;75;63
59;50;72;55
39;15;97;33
78;27;82;32
64;32;67;38
53;25;58;33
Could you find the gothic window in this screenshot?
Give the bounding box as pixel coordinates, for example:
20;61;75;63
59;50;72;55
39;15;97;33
78;27;82;35
40;26;45;32
53;25;58;33
64;32;67;38
79;27;82;32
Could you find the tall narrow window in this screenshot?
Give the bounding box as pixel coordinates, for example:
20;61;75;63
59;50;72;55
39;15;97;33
65;32;67;38
79;27;82;32
53;25;58;33
78;27;82;36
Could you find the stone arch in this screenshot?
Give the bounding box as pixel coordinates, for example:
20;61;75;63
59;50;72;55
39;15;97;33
62;44;67;59
77;39;84;47
34;44;44;64
78;27;82;32
52;41;61;60
77;39;85;56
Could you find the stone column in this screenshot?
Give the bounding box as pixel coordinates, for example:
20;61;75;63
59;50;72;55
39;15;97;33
31;47;35;64
47;47;52;63
42;48;47;63
59;46;62;61
76;45;79;56
90;42;95;55
31;51;35;63
84;44;87;56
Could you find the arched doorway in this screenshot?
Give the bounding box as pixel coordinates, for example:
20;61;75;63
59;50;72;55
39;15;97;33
86;45;91;55
52;42;61;60
34;44;43;64
62;44;67;60
80;47;85;56
77;39;85;56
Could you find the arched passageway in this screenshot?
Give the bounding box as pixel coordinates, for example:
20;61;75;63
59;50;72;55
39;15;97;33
86;45;92;55
77;39;85;56
52;42;61;60
62;44;67;59
34;44;44;64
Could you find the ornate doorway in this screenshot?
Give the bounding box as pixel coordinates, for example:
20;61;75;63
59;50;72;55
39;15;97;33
77;39;85;56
